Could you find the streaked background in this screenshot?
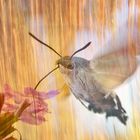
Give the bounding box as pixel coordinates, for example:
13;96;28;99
0;0;140;139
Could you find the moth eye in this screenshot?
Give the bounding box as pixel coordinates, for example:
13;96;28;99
67;64;73;69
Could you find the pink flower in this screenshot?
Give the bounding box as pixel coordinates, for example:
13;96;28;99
1;84;59;125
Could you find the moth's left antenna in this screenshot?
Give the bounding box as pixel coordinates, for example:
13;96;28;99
29;32;62;57
71;42;91;58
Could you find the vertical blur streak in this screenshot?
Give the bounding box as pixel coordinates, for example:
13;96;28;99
0;0;140;140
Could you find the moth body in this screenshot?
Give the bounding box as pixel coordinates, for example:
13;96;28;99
57;56;128;125
29;32;136;125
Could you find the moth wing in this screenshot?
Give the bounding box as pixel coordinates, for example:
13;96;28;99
90;48;137;89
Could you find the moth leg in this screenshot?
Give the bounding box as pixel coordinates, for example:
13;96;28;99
78;98;102;113
78;98;89;110
104;91;126;113
88;103;103;113
115;95;126;113
70;88;89;110
78;97;100;112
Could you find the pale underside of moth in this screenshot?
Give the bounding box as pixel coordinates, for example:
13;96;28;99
29;32;139;125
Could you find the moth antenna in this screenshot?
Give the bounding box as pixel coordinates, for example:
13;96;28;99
71;42;91;58
29;32;62;57
34;66;59;90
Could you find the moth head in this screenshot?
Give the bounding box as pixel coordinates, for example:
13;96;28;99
56;56;74;70
56;41;91;70
29;32;91;89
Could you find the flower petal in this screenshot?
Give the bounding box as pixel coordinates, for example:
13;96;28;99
24;87;38;96
24;87;59;99
3;84;23;104
3;84;13;98
37;90;60;99
24;99;48;114
20;112;46;125
2;103;18;112
15;100;31;117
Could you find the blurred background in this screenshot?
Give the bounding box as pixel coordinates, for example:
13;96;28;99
0;0;140;139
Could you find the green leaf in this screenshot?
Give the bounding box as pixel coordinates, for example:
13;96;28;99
0;126;16;139
0;113;18;135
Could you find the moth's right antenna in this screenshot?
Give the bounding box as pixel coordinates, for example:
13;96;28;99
29;32;62;58
70;42;91;58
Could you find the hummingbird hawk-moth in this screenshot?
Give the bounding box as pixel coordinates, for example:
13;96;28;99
29;32;138;125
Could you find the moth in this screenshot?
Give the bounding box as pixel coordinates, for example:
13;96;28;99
29;32;138;125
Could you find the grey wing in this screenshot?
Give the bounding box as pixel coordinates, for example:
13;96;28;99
90;48;137;89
